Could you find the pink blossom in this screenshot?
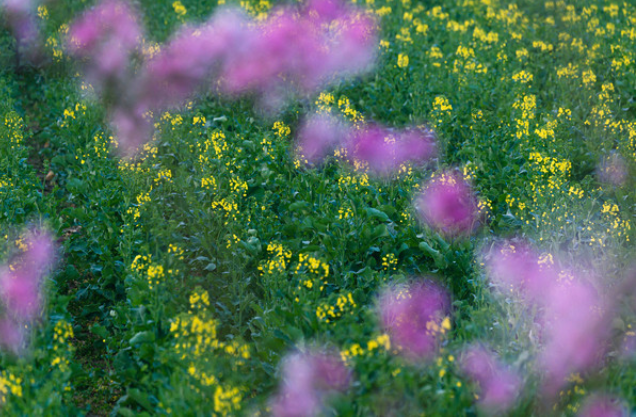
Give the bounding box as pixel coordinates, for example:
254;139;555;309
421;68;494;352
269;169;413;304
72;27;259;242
0;318;24;354
460;346;522;414
218;0;376;101
296;114;348;164
2;0;40;57
346;125;436;175
378;280;450;359
67;0;141;86
138;10;247;110
579;394;627;417
110;106;153;156
486;241;557;302
270;350;350;416
0;231;55;321
597;152;628;187
415;172;478;236
539;280;608;396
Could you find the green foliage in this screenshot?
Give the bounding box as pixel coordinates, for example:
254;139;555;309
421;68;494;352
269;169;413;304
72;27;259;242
0;0;635;416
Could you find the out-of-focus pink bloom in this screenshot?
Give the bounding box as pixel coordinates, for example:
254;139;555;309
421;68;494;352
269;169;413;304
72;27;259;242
320;13;377;80
270;350;351;416
110;106;153;156
296;114;348;164
597;152;628;187
415;172;478;236
304;0;347;24
0;231;55;321
68;0;140;55
346;125;436;175
218;0;376;101
2;0;39;54
67;0;141;85
296;116;436;172
0;268;42;320
0;318;24;354
579;394;627;417
486;241;558;302
379;280;450;359
539;280;608;396
460;346;522;414
138;10;247;110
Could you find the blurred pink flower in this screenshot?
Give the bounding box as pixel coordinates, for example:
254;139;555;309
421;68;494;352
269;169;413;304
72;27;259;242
486;241;557;302
138;9;247;110
460;346;522;414
270;350;350;416
0;231;55;322
0;317;24;354
597;152;628;187
67;0;141;86
296;114;349;164
2;0;38;43
378;280;450;359
218;0;376;102
539;280;609;396
346;125;436;175
415;172;478;236
110;106;153;156
579;394;627;417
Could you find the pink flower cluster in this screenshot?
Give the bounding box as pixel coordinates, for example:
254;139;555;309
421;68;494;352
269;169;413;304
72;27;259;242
270;350;350;416
486;241;554;302
2;0;37;42
415;172;478;237
1;0;42;63
66;0;377;155
486;241;611;397
218;0;375;106
460;346;522;414
0;230;55;354
67;0;142;89
597;152;628;187
579;394;627;417
296;114;437;175
378;280;450;359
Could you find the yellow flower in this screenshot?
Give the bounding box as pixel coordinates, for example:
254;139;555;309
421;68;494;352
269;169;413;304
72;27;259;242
173;1;187;16
397;53;409;68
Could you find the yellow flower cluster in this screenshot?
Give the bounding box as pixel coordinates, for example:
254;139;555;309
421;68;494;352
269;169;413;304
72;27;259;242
51;320;74;372
154;169;172;184
211;198;239;224
0;372;22;404
340;334;391;364
382;253;398;271
131;254;175;290
272;121;291;138
4;112;24;147
337;173;370;192
258;243;292;275
198;131;228;166
201;176;217;191
172;1;186;16
316;292;357;323
295;254;329;278
169;290;249;415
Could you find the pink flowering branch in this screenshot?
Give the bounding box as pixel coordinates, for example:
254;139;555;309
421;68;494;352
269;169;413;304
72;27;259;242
415;171;479;237
460;346;523;414
0;230;56;354
270;349;351;416
378;280;451;360
295;113;437;176
66;0;377;155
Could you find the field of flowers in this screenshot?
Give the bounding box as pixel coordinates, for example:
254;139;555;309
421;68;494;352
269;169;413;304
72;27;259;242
0;0;635;416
